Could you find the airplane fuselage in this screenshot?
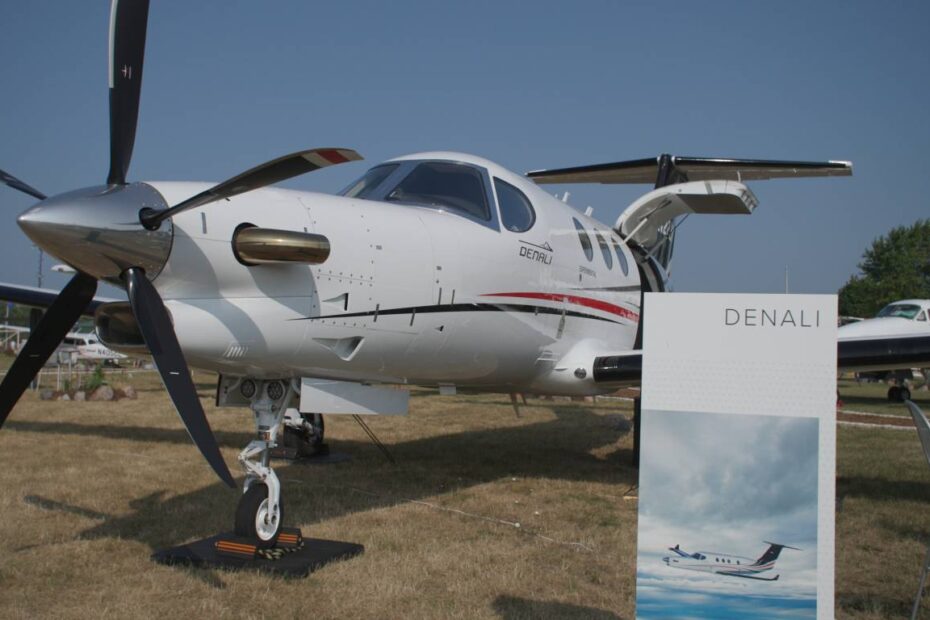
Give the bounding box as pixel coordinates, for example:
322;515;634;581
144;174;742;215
664;552;767;577
129;153;642;395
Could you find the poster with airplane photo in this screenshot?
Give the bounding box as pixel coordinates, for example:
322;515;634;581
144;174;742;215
636;410;818;619
636;293;837;620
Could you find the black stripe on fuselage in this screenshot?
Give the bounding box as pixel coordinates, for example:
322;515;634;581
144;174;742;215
295;302;621;324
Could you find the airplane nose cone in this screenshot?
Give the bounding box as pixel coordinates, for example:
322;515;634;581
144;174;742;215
17;183;173;282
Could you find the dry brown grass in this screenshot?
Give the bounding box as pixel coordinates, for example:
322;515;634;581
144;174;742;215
0;369;926;619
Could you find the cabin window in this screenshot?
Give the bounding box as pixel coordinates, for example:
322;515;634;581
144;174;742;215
386;162;490;221
494;178;535;232
340;163;399;199
594;231;613;269
918;311;927;322
611;236;630;276
572;218;593;261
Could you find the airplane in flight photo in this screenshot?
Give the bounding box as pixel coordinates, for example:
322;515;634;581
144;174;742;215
663;541;800;582
0;0;928;549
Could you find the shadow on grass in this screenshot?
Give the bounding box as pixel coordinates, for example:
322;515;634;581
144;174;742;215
14;405;635;557
7;419;254;448
837;476;930;503
879;519;930;545
493;595;623;619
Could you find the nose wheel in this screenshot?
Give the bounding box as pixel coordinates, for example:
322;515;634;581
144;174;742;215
235;482;284;547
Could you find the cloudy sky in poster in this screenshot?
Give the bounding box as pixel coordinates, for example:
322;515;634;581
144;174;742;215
636;410;818;619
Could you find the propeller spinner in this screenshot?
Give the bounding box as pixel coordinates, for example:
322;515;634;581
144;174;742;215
0;0;360;487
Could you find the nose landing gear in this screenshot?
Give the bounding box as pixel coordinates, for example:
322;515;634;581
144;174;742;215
153;376;366;574
234;379;294;547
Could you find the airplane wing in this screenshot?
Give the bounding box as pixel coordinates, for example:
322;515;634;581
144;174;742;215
0;281;121;317
527;155;852;185
836;334;930;372
718;571;780;581
592;335;930;386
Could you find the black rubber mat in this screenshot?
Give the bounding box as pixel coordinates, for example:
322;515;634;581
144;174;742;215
152;531;364;577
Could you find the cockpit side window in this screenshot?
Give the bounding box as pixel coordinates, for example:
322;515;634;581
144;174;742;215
918;310;927;322
340;164;400;199
386;162;490;221
494;178;535;232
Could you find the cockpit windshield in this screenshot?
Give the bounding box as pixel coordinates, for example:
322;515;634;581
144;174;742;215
877;303;923;319
385;162;490;222
340;163;399;199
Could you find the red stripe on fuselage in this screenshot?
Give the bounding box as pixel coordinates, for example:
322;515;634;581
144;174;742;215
482;292;639;322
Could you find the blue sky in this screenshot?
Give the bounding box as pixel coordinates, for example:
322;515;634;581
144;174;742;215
1;1;927;298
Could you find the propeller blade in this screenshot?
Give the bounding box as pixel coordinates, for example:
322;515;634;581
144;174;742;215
0;168;46;201
107;0;150;186
141;147;362;228
123;267;235;487
0;273;97;428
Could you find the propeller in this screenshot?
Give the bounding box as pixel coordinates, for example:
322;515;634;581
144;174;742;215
140;147;361;229
0;169;46;201
0;0;361;487
107;0;149;186
123;268;235;487
0;274;97;428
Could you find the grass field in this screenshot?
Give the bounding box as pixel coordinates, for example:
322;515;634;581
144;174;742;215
0;368;928;619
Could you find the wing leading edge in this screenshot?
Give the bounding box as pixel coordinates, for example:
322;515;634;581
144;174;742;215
0;281;120;317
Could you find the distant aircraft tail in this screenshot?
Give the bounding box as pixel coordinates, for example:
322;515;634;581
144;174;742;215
667;544;690;558
752;541;800;567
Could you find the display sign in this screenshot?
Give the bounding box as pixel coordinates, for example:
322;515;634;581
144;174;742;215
635;293;837;620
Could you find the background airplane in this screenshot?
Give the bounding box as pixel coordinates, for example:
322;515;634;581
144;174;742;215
0;322;124;365
838;299;930;401
663;541;799;581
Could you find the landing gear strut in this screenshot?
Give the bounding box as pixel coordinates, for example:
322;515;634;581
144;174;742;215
235;379;296;547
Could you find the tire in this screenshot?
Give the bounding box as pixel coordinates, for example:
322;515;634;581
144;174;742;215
234;483;283;548
888;386;902;402
283;414;324;458
901;386;912;402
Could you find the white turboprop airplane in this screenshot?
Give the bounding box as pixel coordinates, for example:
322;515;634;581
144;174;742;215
838;299;930;401
0;1;926;548
663;542;799;581
62;331;127;364
0;322;125;365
